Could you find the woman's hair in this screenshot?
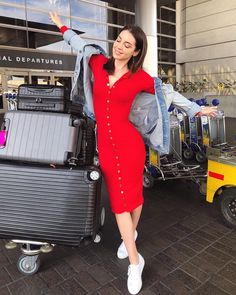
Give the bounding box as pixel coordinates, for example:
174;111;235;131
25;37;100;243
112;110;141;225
104;25;148;74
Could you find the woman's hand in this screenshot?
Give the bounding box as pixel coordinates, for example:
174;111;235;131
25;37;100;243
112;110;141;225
197;106;218;117
49;11;63;29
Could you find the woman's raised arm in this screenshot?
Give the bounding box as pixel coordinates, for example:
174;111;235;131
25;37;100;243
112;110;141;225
49;11;87;53
49;12;63;29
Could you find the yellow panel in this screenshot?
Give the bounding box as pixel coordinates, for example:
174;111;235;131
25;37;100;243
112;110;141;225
149;148;158;167
206;159;236;202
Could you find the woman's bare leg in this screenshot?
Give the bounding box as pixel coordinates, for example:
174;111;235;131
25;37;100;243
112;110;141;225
115;212;139;265
131;204;142;230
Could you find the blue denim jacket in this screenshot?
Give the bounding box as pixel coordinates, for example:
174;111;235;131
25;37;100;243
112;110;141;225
63;29;201;154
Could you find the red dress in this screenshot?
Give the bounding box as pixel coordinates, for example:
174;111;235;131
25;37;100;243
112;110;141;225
89;54;155;214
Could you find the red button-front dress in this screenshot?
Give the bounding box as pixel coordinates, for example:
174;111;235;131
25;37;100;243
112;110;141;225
89;54;155;214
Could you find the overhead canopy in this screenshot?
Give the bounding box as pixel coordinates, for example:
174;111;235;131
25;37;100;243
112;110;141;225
100;0;135;8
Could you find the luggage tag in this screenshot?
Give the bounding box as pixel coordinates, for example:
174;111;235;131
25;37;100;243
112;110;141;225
0;130;8;148
0;119;10;148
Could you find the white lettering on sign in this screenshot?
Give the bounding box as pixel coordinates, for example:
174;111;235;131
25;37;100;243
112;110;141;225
0;55;63;65
0;56;13;61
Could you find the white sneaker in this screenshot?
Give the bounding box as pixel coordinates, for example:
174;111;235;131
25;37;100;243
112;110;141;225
117;230;138;259
127;253;145;295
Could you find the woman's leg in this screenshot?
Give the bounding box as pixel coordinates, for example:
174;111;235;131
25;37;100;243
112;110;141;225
115;212;139;265
131;204;142;230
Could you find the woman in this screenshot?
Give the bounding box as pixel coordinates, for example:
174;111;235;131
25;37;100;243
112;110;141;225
50;12;217;295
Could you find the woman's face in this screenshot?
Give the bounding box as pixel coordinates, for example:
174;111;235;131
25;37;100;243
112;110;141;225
112;30;139;62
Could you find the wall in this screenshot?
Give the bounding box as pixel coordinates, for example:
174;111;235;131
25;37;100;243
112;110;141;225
176;0;236;93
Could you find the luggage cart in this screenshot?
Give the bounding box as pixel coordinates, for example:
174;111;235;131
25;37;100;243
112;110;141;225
181;109;227;163
206;146;236;229
0;84;105;275
181;115;204;162
1;162;105;275
180;96;226;163
143;115;207;193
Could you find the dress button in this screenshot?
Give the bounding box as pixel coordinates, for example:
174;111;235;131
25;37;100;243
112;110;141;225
109;130;112;133
118;177;122;180
107;100;110;103
121;191;124;194
110;137;113;140
107;116;110;119
106;107;110;111
117;170;120;173
107;123;110;126
117;163;120;166
107;83;109;86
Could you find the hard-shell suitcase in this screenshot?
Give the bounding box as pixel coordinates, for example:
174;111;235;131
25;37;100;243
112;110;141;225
0;111;82;165
17;84;70;112
0;162;102;246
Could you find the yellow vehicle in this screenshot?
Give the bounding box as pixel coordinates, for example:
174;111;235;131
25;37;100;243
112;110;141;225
206;147;236;229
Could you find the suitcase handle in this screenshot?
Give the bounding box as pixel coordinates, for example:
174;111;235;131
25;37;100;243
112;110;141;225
26;87;55;94
18;84;64;94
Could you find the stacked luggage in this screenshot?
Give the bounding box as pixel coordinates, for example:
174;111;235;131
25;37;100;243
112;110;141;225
0;84;103;275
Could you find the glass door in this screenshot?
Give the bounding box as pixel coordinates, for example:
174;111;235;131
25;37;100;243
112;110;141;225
29;72;73;90
29;72;73;96
1;71;29;113
29;72;52;85
52;74;73;94
0;71;73;114
6;72;29;92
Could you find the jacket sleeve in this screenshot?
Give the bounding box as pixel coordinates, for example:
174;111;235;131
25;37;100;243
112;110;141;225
162;83;201;118
62;29;87;53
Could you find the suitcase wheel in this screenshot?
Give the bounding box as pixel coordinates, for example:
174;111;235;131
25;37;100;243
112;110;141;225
17;254;40;275
94;233;102;244
88;169;101;181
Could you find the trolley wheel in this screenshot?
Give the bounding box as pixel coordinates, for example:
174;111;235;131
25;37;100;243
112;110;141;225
220;188;236;229
195;151;207;163
17;254;40;275
143;172;154;189
183;148;194;160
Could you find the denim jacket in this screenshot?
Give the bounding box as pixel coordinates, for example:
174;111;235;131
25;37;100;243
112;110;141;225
63;29;201;154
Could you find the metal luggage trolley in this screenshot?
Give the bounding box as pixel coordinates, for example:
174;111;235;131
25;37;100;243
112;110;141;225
182;110;227;163
143;114;207;193
0;84;105;276
1;162;105;276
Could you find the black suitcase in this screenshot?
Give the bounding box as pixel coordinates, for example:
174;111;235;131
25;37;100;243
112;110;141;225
78;116;96;166
17;84;83;114
0;162;102;246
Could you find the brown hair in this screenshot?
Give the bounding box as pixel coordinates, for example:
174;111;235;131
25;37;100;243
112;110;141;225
104;25;148;74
